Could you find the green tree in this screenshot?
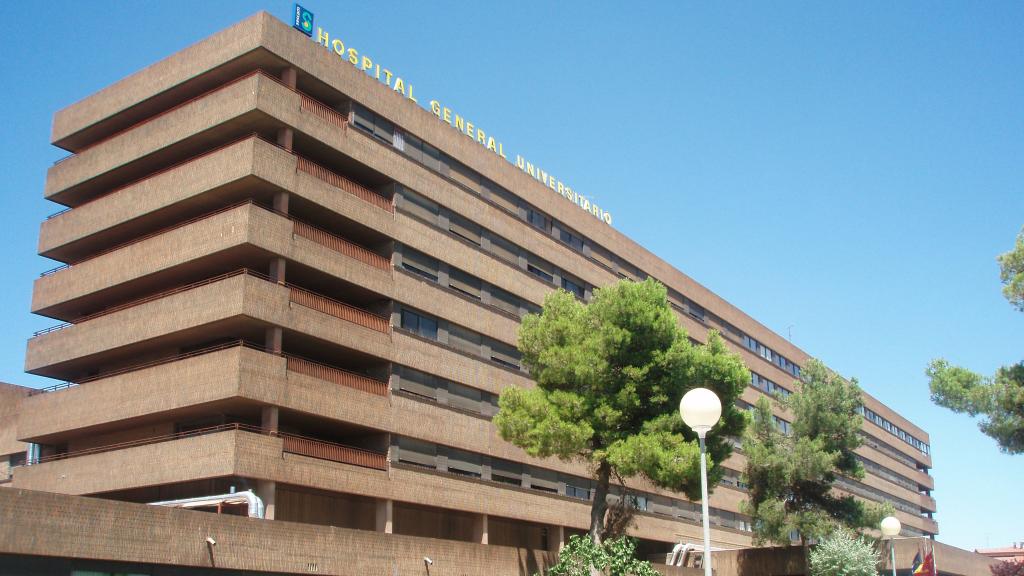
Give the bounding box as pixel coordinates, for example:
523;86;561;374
544;535;660;576
928;360;1024;454
807;529;880;576
928;226;1024;454
741;359;890;545
998;226;1024;311
494;278;748;543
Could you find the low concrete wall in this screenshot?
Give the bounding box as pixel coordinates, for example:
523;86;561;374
0;488;555;575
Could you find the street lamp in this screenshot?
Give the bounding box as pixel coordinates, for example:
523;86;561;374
881;516;901;576
680;388;722;576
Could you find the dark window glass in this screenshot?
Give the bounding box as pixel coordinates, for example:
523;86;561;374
562;277;585;299
559;228;584;251
401;309;438;340
527;208;550;231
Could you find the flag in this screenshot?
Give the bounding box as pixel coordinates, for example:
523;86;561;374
913;551;935;576
911;551;923;573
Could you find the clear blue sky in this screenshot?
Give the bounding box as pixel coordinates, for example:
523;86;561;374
1;0;1020;552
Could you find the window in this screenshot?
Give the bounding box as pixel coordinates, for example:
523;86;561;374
489;285;521;316
490;341;521;369
687;301;706;322
566;484;591;500
527;256;554;283
448;268;481;300
561;276;585;299
449;213;481;245
448;381;483;413
398;367;440;400
627;494;648;511
491;458;523;486
401;309;438;340
448;324;482;355
397;437;437;468
489;234;519;265
401;247;439;281
527;208;550;232
399;189;439;223
443;447;482;478
559;227;584;252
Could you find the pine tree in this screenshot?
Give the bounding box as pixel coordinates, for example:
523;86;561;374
742;359;890;545
495;278;749;543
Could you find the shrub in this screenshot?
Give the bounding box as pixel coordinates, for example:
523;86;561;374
808;529;879;576
545;535;660;576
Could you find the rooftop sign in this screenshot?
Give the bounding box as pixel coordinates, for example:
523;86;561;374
293;4;613;226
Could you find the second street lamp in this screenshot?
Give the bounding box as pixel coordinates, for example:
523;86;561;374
679;388;722;576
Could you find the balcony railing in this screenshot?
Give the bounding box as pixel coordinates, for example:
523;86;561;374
299;94;349;130
293;221;389;270
29;423;264;464
25;422;388;472
289;287;390;333
282;434;387;471
286;356;388;397
296;157;394;213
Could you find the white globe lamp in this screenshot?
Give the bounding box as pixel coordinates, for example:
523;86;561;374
679;387;722;576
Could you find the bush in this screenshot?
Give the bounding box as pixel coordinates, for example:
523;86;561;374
808;529;879;576
544;535;660;576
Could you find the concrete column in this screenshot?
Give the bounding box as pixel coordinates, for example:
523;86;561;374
264;326;283;353
375;498;393;534
273;191;290;215
473;513;489;545
269;257;287;283
261;406;279;434
546;525;565;552
281;67;297;89
257;479;276;520
276;127;294;152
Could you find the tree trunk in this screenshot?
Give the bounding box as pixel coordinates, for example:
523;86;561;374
589;460;612;545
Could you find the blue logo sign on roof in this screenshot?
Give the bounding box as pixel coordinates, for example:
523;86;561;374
293;4;314;36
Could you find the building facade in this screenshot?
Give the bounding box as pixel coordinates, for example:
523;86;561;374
7;9;937;564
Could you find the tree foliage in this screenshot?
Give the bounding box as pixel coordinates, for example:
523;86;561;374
495;279;749;542
807;529;880;576
543;535;660;576
928;360;1024;454
741;359;891;545
928;225;1024;454
998;226;1024;312
991;560;1024;576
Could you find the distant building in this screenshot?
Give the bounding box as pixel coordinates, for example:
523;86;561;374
1;9;947;574
977;543;1024;564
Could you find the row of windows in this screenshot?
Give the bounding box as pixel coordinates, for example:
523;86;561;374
751;371;791;398
859;432;920;470
860;406;930;455
743;335;801;378
833;476;925;516
856;454;923;493
398;189;589;300
394;365;499;417
351;103;806;381
399;245;545;317
399;307;522;370
392;436;753;532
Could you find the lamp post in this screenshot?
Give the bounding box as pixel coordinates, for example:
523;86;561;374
679;388;722;576
880;516;901;576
